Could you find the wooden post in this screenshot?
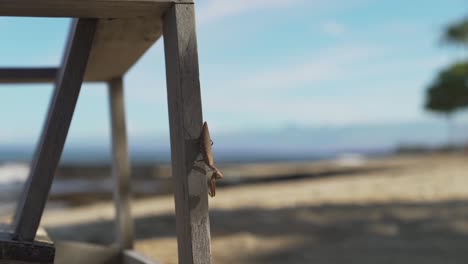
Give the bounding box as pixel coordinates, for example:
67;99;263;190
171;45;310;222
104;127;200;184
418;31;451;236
163;4;211;264
13;19;97;242
108;76;134;250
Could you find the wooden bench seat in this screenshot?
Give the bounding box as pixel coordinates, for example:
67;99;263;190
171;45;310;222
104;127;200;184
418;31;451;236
0;0;192;82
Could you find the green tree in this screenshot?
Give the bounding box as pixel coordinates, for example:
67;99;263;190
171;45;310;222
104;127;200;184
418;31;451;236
425;62;468;144
425;62;468;113
424;16;468;145
443;17;468;46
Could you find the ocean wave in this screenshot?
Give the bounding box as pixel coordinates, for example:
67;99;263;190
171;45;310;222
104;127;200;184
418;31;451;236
0;162;29;185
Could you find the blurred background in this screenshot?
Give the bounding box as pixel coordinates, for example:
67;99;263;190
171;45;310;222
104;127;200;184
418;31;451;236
1;0;468;263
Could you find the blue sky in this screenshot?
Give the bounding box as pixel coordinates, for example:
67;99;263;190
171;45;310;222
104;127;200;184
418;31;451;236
0;0;466;148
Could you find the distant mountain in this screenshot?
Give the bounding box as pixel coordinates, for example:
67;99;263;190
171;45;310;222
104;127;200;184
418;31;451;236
215;121;458;151
205;120;465;161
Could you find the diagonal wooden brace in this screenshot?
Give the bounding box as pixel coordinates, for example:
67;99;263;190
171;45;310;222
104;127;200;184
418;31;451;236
13;19;97;242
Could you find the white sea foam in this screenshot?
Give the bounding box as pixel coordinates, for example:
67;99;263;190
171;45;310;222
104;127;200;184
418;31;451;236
0;162;29;185
334;153;367;167
0;162;28;215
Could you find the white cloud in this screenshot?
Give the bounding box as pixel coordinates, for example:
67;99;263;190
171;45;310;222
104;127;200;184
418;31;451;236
196;0;371;26
202;77;428;129
119;37;451;133
115;0;452;134
221;44;382;92
320;20;347;37
197;41;456;130
124;43;386;133
197;0;306;25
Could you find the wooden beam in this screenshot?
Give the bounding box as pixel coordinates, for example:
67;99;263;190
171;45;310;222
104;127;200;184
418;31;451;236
0;68;57;84
83;16;163;82
163;4;212;264
0;3;187;84
108;76;134;250
13;19;97;242
0;0;193;18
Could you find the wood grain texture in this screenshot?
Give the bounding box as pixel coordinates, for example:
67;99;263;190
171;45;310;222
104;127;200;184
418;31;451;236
108;76;134;250
0;68;57;84
0;0;192;18
83;16;163;82
13;19;97;242
163;4;212;264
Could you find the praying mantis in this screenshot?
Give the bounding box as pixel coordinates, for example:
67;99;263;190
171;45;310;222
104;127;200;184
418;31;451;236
199;122;223;197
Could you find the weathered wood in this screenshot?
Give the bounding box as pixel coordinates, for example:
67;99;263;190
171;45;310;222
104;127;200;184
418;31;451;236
0;68;57;84
55;241;120;264
0;0;192;18
0;17;164;84
123;250;160;264
14;19;97;242
0;2;195;83
163;4;212;264
83;16;163;82
108;76;134;250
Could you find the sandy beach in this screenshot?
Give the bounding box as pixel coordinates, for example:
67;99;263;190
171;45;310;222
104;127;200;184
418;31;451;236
33;153;468;263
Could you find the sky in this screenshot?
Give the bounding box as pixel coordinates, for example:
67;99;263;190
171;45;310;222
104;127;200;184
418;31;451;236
0;0;467;150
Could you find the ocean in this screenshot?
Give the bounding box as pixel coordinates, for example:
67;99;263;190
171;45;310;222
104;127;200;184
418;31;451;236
0;145;392;217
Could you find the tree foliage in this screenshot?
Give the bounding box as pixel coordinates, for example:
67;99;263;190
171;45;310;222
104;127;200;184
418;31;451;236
425;62;468;115
425;16;468;116
443;17;468;46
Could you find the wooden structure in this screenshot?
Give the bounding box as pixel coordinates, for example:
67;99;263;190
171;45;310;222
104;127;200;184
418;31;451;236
0;1;212;263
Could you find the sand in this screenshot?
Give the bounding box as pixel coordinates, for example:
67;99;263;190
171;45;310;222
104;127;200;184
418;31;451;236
41;153;468;264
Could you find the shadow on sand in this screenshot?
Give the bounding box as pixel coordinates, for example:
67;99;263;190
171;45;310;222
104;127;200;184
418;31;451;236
47;199;468;264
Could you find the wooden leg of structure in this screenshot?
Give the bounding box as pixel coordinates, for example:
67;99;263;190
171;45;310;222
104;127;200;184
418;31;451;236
163;4;212;264
13;19;97;242
108;76;134;250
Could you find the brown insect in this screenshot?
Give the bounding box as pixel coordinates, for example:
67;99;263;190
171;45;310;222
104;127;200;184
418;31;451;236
200;122;223;197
